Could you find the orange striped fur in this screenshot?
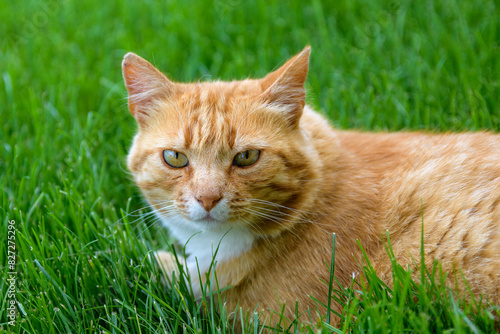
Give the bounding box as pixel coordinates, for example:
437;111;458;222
122;47;500;327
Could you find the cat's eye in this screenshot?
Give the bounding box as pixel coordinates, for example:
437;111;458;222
233;149;260;167
163;150;189;168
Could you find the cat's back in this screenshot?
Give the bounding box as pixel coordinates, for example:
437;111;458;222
346;130;500;302
370;131;500;244
302;107;500;302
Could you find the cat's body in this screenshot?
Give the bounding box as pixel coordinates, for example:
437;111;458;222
122;47;500;327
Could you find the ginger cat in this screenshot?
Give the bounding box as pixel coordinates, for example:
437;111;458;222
122;47;500;328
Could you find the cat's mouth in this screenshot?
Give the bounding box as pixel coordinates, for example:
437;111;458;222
193;212;221;223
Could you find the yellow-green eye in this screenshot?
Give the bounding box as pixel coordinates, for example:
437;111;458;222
163;150;189;168
233;149;260;167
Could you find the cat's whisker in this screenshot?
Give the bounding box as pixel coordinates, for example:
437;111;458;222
126;204;177;232
114;199;174;219
243;207;291;223
250;207;330;232
241;207;303;240
244;205;332;235
118;161;135;177
136;217;164;238
123;201;174;218
108;203;159;229
247;204;306;220
149;200;177;208
151;199;177;205
249;205;329;226
133;206;176;233
240;218;274;247
146;204;176;215
243;198;320;216
238;216;266;239
127;213;162;232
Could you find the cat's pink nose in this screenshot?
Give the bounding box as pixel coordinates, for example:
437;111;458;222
196;195;222;212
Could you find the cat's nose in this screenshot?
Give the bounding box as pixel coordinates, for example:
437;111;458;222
196;194;222;212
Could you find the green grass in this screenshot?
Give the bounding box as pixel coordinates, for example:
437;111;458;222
1;0;499;332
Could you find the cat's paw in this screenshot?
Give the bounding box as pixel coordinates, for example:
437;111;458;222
152;250;177;272
149;250;185;284
148;251;202;297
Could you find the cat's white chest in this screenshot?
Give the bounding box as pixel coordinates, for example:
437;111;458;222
159;213;255;272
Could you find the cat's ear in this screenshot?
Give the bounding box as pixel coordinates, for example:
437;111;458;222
122;53;174;120
260;46;310;127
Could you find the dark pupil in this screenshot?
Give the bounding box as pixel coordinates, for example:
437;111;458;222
244;151;249;159
174;152;179;159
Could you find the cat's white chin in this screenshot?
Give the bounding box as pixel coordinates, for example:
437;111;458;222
157;212;255;273
190;212;222;223
194;216;221;224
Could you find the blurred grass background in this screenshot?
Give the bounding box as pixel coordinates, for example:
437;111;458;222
1;0;499;332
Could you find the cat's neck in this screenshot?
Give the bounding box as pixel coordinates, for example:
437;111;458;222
299;107;386;256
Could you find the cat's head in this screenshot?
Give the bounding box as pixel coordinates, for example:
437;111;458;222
123;47;321;238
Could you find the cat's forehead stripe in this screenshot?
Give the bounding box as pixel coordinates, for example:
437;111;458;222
175;80;264;151
182;95;235;150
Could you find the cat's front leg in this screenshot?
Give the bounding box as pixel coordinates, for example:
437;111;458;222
150;251;202;296
152;250;183;276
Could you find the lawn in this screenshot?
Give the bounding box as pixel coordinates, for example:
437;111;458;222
1;0;499;332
